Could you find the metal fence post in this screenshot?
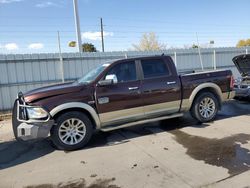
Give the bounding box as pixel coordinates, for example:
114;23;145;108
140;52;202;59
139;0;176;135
174;52;177;68
213;50;216;70
57;31;65;83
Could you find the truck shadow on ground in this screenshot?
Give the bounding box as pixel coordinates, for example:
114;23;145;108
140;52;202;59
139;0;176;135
0;100;249;171
0;139;54;170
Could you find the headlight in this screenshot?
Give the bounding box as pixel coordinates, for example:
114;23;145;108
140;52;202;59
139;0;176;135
26;107;48;119
234;78;242;84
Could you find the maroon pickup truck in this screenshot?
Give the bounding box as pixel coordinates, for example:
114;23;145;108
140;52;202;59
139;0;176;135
12;55;235;150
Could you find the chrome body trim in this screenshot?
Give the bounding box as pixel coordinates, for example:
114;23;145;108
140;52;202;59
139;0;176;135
183;69;227;76
50;102;101;129
167;81;177;85
128;87;139;90
98;97;109;104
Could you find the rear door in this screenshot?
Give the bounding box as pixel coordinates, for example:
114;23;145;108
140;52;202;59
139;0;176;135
96;61;144;126
140;58;181;117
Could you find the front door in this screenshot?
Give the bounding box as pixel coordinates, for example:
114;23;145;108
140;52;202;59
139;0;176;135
96;61;144;126
140;58;181;117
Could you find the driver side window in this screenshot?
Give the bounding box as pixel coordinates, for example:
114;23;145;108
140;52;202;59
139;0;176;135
106;61;137;83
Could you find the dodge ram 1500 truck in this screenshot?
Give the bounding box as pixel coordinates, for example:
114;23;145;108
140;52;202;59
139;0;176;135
12;55;235;150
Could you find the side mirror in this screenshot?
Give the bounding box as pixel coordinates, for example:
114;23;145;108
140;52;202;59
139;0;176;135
98;74;118;86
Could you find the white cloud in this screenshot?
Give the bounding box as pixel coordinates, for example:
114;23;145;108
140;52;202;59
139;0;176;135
5;43;19;50
28;43;44;49
0;0;22;3
36;1;57;8
82;31;114;41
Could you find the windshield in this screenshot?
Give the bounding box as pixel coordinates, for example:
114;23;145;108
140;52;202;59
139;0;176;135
77;63;110;84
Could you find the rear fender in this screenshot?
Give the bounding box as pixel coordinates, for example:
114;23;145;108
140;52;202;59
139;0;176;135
183;83;223;111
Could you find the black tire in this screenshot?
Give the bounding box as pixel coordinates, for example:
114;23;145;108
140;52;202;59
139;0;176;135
50;111;93;151
191;92;219;123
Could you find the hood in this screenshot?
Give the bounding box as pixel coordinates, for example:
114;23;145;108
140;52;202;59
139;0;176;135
232;54;250;77
24;82;83;103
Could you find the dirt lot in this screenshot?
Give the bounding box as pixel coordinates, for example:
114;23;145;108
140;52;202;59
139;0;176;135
0;100;250;188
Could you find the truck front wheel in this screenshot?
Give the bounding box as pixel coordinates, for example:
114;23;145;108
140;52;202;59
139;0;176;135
191;92;219;123
51;111;93;150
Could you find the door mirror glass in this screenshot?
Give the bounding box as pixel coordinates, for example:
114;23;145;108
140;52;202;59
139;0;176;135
98;74;118;86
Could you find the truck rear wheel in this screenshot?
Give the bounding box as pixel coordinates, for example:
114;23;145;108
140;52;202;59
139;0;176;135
51;111;93;150
191;92;219;123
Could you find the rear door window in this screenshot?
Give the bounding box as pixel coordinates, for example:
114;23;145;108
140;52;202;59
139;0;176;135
141;59;170;79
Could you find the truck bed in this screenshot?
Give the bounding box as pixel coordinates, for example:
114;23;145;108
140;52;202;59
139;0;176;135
180;69;233;108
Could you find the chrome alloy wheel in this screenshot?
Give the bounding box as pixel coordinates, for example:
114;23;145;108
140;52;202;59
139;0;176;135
199;97;216;119
58;118;86;145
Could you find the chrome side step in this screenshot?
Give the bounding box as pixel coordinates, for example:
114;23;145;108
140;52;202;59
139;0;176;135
100;113;184;132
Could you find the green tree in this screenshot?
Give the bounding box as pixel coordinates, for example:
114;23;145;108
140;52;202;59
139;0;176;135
132;32;166;51
68;41;76;47
192;44;199;48
82;43;97;52
68;41;97;52
236;39;250;47
246;39;250;46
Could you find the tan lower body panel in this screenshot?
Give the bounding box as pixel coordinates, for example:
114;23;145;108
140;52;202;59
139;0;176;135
222;91;235;101
144;100;180;116
181;91;235;111
99;91;234;126
99;106;145;126
99;101;181;125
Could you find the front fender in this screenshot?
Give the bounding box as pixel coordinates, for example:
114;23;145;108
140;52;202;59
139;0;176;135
50;102;101;129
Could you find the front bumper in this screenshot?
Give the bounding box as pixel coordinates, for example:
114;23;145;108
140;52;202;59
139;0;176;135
12;99;54;141
16;121;54;141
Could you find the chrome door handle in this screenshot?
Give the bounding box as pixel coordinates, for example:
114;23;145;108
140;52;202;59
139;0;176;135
128;87;139;90
167;81;176;85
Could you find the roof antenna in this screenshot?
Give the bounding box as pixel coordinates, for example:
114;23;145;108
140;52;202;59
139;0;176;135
161;53;165;56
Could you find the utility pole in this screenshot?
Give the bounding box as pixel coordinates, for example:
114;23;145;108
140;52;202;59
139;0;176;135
57;31;65;83
73;0;82;53
196;32;204;71
100;17;105;52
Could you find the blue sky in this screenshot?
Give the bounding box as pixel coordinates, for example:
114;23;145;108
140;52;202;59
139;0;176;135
0;0;249;53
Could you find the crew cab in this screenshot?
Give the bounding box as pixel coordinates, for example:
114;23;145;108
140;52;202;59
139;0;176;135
12;55;235;150
233;54;250;99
